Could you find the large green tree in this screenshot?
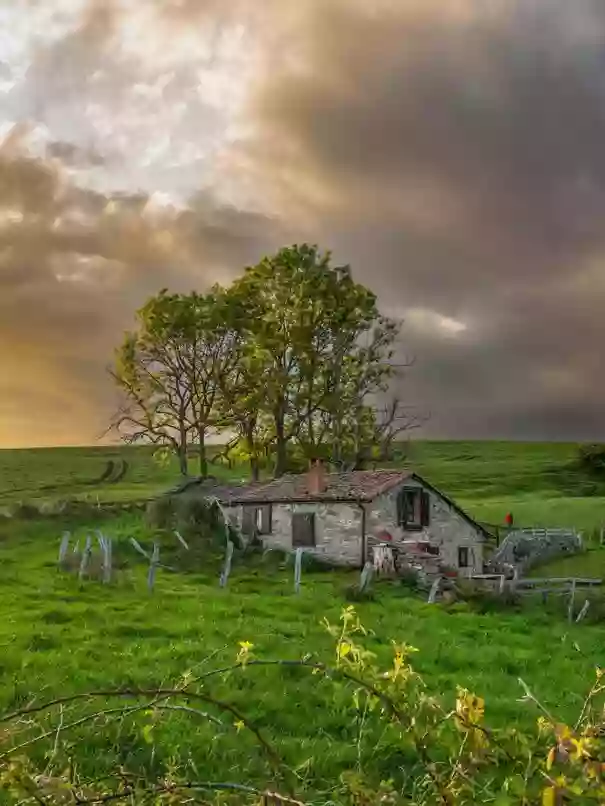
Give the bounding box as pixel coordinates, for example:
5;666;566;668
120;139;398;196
231;244;404;476
110;243;416;479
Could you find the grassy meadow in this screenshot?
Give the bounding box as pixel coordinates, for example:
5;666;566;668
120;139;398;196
1;441;605;799
1;439;604;531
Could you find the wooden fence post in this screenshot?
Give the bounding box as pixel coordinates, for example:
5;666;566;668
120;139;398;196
220;540;234;588
427;577;441;604
359;561;374;593
576;600;590;623
148;542;160;592
58;532;70;569
78;535;92;581
294;548;303;593
567;579;577;623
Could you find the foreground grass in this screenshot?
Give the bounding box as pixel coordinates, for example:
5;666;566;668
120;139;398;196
1;513;605;795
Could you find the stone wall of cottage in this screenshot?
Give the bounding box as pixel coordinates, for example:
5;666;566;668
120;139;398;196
366;480;484;575
227;501;363;565
224;480;484;573
267;502;363;565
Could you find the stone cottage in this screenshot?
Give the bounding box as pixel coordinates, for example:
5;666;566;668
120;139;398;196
171;461;488;575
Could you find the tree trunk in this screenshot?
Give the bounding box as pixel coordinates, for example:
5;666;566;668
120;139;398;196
197;426;207;478
178;413;189;476
244;425;260;481
274;411;287;477
178;445;188;476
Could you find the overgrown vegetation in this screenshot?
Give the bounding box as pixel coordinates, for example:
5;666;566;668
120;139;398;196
2;599;605;804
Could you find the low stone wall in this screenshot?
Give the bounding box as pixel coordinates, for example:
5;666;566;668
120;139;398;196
488;528;582;575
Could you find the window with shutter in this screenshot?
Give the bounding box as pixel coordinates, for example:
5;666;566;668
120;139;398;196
420;491;430;526
458;547;469;568
397;488;429;530
292;512;316;547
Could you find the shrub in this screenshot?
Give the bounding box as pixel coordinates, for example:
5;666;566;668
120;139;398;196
398;566;421;591
8;501;40;520
578;443;605;475
147;494;244;550
146;495;176;530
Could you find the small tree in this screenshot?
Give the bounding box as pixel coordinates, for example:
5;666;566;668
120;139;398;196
110;287;240;477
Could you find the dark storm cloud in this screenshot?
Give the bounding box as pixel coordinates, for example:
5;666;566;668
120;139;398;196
4;0;605;444
0;139;287;446
239;0;605;438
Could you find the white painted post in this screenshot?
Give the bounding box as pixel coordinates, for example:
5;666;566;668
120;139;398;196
567;579;577;623
96;532;112;584
58;532;70;568
220;540;234;588
498;574;505;594
78;535;92;581
148;542;160;592
427;577;441;604
294;547;303;593
105;536;112;584
174;530;189;550
359;561;373;592
576;600;590;623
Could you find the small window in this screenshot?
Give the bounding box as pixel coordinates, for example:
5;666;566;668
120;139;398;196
292;512;316;547
255;505;272;535
458;547;469;568
397;488;430;530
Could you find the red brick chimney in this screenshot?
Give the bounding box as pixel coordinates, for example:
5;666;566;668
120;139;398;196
307;458;327;495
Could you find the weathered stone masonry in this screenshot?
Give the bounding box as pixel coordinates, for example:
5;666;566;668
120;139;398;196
225;478;484;573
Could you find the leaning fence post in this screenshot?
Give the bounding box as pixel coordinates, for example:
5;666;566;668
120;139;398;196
130;537;150;560
58;532;70;568
78;535;92;581
174;530;189;550
567;578;577;623
359;561;374;594
220;540;234;588
576;599;590;623
427;576;441;604
148;542;160;592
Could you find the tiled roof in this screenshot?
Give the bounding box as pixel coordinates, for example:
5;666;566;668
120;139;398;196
185;469;411;505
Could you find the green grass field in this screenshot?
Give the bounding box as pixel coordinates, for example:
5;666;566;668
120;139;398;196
0;512;604;799
1;441;605;799
1;440;604;531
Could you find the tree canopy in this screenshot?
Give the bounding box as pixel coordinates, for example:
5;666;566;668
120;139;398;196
110;243;422;477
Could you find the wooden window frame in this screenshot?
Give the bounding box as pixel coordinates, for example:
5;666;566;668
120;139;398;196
292;511;316;548
397;488;430;531
255;504;273;535
458;546;470;568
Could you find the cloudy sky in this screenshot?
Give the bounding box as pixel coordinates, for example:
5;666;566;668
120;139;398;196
1;0;605;447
